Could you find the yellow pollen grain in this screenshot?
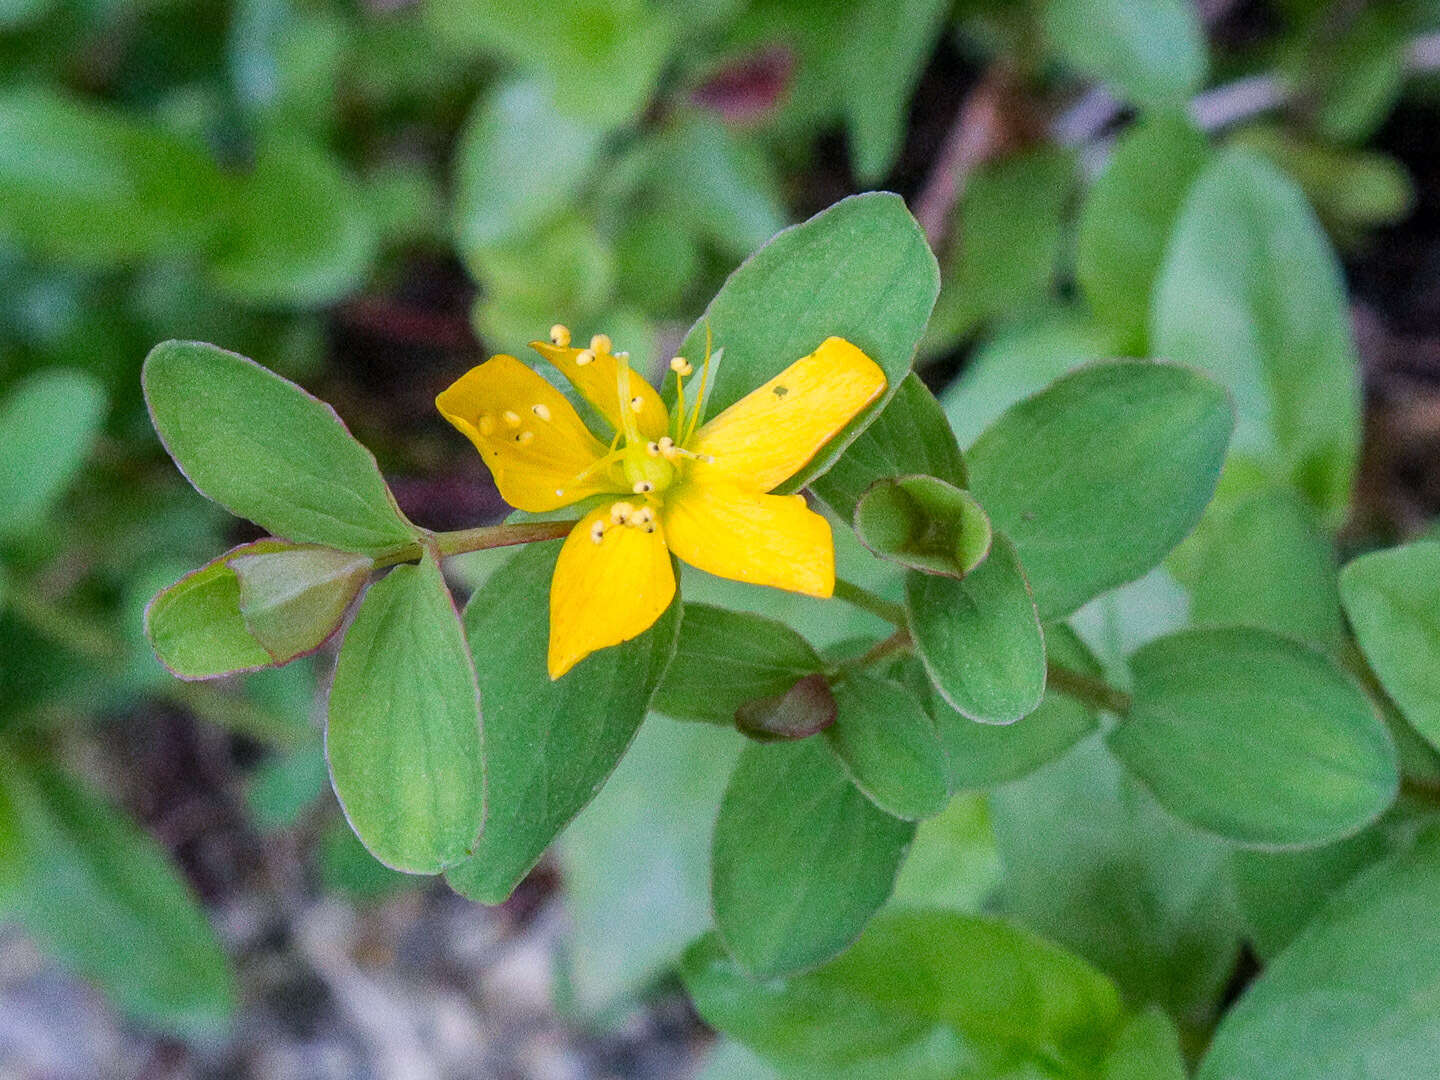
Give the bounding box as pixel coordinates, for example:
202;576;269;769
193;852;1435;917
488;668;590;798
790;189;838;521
646;441;660;456
633;506;654;526
669;356;692;375
611;502;635;524
589;520;605;544
629;396;644;412
575;349;595;367
549;324;571;347
502;410;521;428
531;403;552;421
590;333;612;354
632;480;653;494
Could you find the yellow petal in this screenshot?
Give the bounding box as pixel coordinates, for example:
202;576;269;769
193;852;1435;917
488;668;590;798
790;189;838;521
530;340;670;441
436;355;612;513
690;337;886;492
662;479;834;597
548;503;676;679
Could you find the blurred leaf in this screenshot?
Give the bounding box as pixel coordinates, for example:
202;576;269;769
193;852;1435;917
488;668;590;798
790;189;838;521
1153;148;1361;519
0;749;236;1039
453;79;606;254
1109;627;1397;847
677;192;939;491
711;737;914;978
208;138;379;308
967;360;1233;620
1186;488;1344;650
0;367;106;539
991;735;1241;1019
841;0;950;183
425;0;673;126
654;603;825;725
1042;0;1207;109
1341;541;1440;751
232;545;372;663
1199;826;1440;1080
925;148;1076;353
826;671;948;820
0;87;225;267
0;0;51;30
855;475;991;579
558;716;742;1012
615;211;701;314
814;373;967;524
327;554;483;874
933;623;1100;790
889;792;999;910
683;910;1126;1079
907;534;1046;724
145;540;291;680
1101;1007;1187;1080
247;743;328;832
446;541;679;904
656;115;787;260
1077;112;1209;352
1300;5;1409;143
317;817;410;902
143;341;416;554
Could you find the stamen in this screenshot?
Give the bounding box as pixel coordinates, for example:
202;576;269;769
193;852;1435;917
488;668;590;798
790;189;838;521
633;506;655;526
646;441;660;456
575;349;595;367
531;403;552;421
683;325;714;446
590;333;612;354
516;430;534;444
502;410;521;428
590;519;606;544
669;356;692;376
610;502;635;524
478;414;495;436
632;480;653;494
629;396;644;413
550;324;572;347
616;351;630;360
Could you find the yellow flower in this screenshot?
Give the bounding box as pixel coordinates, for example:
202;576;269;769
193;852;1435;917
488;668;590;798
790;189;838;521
436;325;886;679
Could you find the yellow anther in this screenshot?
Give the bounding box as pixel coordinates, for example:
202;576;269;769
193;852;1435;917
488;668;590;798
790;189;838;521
646;441;661;456
550;324;572;347
478;415;495;436
633;506;655;526
610;501;636;524
575;349;595;367
632;480;654;494
590;333;612;354
517;430;535;444
502;410;521;428
629;395;645;413
669;356;692;375
589;520;606;544
531;403;552;421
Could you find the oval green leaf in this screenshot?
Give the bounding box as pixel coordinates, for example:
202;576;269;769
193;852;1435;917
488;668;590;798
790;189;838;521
326;554;484;874
677;192;939;491
826;671;949;820
906;534;1046;724
232;545;373;664
1109;627;1398;848
143;340;415;554
1043;0;1207;110
855;474;991;579
445;541;680;904
0;368;107;539
711;738;914;978
967;360;1233;621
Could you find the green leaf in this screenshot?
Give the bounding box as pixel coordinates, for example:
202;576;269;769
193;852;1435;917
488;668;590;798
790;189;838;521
0;749;236;1038
991;735;1241;1018
683;909;1127;1078
1101;1007;1187;1080
855;475;991;579
677;192;939;491
247;744;329;833
1187;488;1344;651
967;360;1233;620
1076;112;1209;352
924;148;1076;353
143;340;415;554
145;540;292;680
327;554;483;874
1153;148;1361;518
0;87;225;266
1109;627;1398;848
452;78;605;254
232;545;372;663
889;791;1000;911
842;0;950;183
653;603;825;725
445;541;679;904
907;534;1045;724
1199;826;1440;1080
0;368;106;539
826;672;948;820
932;623;1100;790
558;717;742;1011
1341;541;1440;751
1042;0;1207;109
208;137;379;307
813;372;966;523
711;738;914;978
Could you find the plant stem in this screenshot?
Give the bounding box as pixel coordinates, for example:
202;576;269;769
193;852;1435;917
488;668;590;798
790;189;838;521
375;520;579;568
832;577;906;626
1046;662;1132;715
